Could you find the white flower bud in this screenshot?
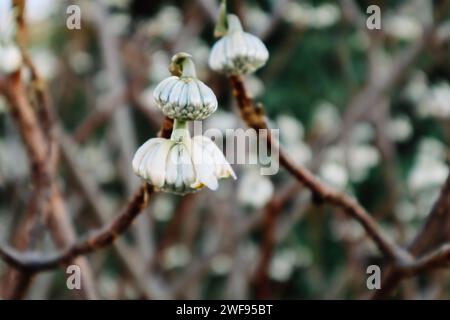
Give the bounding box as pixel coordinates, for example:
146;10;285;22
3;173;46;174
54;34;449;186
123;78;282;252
209;14;269;75
132;126;235;195
153;53;218;121
0;44;22;74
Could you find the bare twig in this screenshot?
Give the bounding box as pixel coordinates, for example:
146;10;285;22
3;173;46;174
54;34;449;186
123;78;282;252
0;185;154;272
230;74;410;263
0;71;98;299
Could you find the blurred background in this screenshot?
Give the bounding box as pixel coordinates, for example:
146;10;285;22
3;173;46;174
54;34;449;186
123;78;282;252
0;0;450;299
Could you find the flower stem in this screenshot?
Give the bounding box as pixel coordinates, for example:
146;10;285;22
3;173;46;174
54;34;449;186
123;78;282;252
170;119;190;142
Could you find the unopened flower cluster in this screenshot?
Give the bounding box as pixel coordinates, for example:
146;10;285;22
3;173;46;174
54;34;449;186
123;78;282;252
133;53;235;194
133;5;271;195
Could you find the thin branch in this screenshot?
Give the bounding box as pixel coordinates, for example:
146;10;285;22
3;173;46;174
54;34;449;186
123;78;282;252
0;71;98;299
398;244;450;276
73;91;125;144
0;185;154;272
372;174;450;299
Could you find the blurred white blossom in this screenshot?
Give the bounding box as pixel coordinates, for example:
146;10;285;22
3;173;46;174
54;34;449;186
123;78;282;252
387;116;413;142
99;273;119;299
162;244;191;269
245;75;265;98
384;15;422;41
350;122;375;144
277;115;304;144
245;6;270;34
311;101;341;137
320;123;380;186
396;200;418;223
282;2;340;29
30;49;58;80
269;249;297;282
77;142;115;184
277;115;312;165
149;50;171;82
319;162;348;190
0;2;22;74
404;71;429;103
269;247;312;282
347;145;380;181
152;195;175;222
408;138;448;193
211;254;232;275
0;0;16;43
143;6;182;41
417;82;450;119
25;0;58;23
332;219;365;241
68;50;93;75
0;138;29;185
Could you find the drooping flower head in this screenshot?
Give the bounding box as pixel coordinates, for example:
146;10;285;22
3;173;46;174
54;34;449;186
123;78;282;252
0;4;22;74
135;50;236;195
209;2;269;75
132;120;236;195
153;52;217;121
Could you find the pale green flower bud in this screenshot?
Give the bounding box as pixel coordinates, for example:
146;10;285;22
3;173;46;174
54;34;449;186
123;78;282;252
209;14;269;75
153;53;218;121
132;121;235;195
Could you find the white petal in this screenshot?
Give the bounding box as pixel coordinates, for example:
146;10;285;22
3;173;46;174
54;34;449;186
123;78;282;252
147;140;173;188
168;80;184;106
179;144;195;186
187;80;202;109
197;81;218;111
165;144;179;185
138;142;161;180
190;139;218;190
177;81;189;109
154;76;177;103
132;138;165;173
209;39;226;71
196;136;236;180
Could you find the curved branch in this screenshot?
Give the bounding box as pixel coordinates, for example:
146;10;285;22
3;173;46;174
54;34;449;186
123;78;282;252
0;185;154;272
398;244;450;276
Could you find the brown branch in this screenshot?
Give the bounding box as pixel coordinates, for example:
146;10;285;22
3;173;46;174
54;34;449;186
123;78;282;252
229;75;409;263
0;2;99;298
73;92;124;144
0;72;98;299
0;100;173;275
253;197;282;299
398;244;450;276
372;174;450;299
0;185;154;272
152;193;198;270
59;131;166;298
229;74;450;299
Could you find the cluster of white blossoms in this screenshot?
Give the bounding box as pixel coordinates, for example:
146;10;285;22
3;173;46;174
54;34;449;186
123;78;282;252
132;53;236;195
0;4;22;74
319;122;380;189
281;2;340;30
134;4;272;195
